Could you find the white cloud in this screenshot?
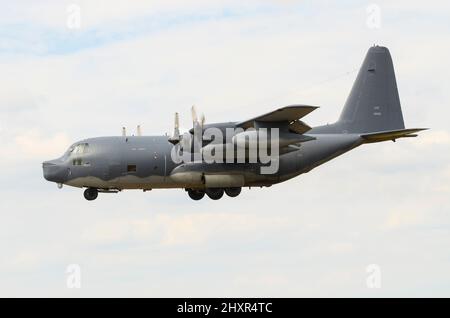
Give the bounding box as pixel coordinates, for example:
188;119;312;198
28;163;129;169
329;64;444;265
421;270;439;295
328;242;355;254
383;210;425;230
81;212;289;247
416;130;450;147
15;130;71;158
0;130;70;164
3;251;43;270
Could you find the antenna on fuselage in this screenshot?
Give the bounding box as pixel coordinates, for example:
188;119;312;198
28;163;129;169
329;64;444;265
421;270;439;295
122;127;126;136
137;125;142;136
168;112;181;145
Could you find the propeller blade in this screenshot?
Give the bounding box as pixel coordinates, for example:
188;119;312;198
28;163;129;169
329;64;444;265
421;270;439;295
200;113;205;126
191;105;198;124
168;112;181;145
174;112;180;129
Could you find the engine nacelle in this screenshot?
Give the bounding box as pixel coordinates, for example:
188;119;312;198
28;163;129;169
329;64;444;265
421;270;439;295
170;171;244;188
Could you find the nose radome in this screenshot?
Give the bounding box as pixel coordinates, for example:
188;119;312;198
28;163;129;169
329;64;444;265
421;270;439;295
43;161;56;181
42;160;67;183
42;160;56;167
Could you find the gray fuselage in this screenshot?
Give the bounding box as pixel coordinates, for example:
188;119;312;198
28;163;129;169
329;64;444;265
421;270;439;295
42;127;363;191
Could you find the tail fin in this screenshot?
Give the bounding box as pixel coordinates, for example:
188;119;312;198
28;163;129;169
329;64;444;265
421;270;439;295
338;46;405;133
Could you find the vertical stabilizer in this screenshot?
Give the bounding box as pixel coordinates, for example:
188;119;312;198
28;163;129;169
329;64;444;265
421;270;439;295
338;46;405;133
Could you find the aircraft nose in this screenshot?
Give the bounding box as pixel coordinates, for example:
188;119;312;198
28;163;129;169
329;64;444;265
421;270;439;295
42;160;68;183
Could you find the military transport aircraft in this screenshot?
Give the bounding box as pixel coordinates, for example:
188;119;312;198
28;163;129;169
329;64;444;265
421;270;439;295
42;46;426;201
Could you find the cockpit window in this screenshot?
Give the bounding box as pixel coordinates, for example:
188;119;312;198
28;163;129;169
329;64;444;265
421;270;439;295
67;146;74;155
67;143;91;166
70;143;89;155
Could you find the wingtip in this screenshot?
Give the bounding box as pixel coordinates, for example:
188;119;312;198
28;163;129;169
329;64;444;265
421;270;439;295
408;128;429;133
285;104;320;108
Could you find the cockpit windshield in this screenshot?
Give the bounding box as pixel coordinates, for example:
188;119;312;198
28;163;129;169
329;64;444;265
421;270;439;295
75;143;89;154
67;143;89;156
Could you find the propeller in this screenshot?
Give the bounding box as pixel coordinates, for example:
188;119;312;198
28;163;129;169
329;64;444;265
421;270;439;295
168;106;206;147
190;105;206;154
191;105;198;125
191;105;206;127
168;112;181;145
200;113;206;126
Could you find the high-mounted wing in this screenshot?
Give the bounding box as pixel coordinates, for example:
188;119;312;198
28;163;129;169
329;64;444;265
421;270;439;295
236;105;319;134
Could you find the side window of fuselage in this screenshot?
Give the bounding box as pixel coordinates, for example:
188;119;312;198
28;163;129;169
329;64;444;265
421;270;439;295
127;164;137;173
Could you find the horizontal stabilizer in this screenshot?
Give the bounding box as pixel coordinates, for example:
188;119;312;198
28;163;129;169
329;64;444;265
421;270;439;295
360;128;428;143
237;105;318;129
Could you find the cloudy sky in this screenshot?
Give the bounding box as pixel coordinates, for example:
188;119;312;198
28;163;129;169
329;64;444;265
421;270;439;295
1;0;449;297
